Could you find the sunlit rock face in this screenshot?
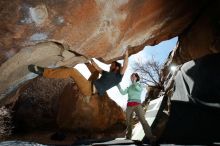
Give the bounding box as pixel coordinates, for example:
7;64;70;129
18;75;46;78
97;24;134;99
6;77;125;140
56;83;126;133
0;0;206;101
0;0;204;64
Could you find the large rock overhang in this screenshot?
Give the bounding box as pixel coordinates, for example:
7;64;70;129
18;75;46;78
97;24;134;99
0;0;212;100
0;0;207;62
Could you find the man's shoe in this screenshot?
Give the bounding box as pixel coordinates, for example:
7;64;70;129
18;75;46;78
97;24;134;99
28;64;44;75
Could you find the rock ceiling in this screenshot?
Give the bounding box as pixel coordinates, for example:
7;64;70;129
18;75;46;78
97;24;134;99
1;0;220;100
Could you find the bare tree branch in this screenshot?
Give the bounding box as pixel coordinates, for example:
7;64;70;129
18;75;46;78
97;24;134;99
132;56;163;88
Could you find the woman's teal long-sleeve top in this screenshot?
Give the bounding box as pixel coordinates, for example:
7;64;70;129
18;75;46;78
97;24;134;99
117;82;143;103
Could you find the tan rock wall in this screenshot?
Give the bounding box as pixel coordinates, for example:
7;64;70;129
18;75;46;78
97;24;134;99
0;0;206;100
0;0;203;64
11;77;125;136
57;84;125;132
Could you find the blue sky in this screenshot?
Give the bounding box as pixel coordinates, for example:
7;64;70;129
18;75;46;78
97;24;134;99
76;37;178;110
130;37;178;65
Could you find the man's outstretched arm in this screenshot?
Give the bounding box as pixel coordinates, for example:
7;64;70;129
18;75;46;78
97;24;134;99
120;50;129;75
90;59;103;73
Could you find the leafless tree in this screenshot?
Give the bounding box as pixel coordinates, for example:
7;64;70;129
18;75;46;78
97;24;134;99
132;56;163;89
